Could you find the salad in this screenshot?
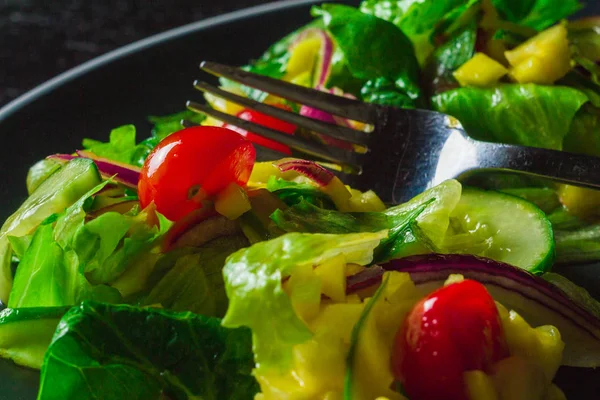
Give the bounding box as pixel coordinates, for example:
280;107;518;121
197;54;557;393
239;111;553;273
1;0;600;399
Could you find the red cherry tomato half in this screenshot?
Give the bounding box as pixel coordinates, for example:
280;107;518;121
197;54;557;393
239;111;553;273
392;279;508;400
224;104;296;155
138;126;256;221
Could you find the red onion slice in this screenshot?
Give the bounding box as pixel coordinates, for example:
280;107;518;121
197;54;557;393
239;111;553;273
273;158;334;187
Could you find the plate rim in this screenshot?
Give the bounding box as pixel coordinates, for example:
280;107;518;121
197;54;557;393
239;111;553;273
0;0;321;124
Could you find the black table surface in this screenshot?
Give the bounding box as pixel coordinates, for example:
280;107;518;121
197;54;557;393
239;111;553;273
0;0;272;107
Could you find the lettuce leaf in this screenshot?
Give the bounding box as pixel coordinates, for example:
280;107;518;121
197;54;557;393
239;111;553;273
222;231;387;371
270;199;430;261
266;176;335;209
563;104;600;157
82;125;146;166
0;306;71;369
432;84;589;150
38;302;258;400
314;4;421;106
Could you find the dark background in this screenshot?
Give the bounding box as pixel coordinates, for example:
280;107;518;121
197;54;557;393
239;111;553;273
0;0;273;107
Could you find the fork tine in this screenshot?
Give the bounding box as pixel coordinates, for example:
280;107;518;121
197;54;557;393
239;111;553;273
186;101;362;170
200;61;376;123
193;80;369;146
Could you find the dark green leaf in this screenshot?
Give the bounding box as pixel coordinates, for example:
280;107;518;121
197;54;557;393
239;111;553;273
492;0;582;30
314;4;421;105
38;302;258;400
432;84;588;150
360;77;416;108
0;306;71;369
423;23;477;95
564;104;600;157
266;176;335;209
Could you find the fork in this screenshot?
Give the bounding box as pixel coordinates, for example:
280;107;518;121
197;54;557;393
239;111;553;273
186;61;600;204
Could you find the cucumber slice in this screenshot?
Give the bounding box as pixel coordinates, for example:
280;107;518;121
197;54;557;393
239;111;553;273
0;159;102;302
444;187;554;274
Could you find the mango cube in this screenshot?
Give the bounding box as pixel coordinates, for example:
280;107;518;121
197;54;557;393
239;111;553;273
214;183;251;220
453;53;509;87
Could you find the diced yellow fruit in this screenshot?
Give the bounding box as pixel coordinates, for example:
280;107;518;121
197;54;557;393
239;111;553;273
310;303;364;343
201;115;224;127
464;370;499;400
443;273;465;286
314;254;347;302
204;87;245;115
345;263;365;277
286;263;322;322
323;391;344;400
492;356;548;400
346;293;362;304
347;189;387;212
453;53;509;87
557;184;600;218
290;71;312;87
545;384;567;400
214;183;252;220
532;325;564;383
384;271;420;304
286;37;322;80
505;24;571;84
248;161;294;186
323;177;353;211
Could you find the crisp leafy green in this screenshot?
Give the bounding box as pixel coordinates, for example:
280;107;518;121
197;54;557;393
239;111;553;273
37;302;258;400
0;159;102;304
563;105;600;157
360;77;416;108
270;199;430;261
149;110;206;141
432;84;589;150
492;0;581;30
266;176;335;209
222;231;387;371
82;125;147;166
0;306;70;369
314;4;421;105
142;235;249;316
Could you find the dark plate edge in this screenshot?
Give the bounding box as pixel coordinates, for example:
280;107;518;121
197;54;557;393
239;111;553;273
0;0;320;124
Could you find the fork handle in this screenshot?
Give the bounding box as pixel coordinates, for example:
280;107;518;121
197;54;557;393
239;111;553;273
473;140;600;189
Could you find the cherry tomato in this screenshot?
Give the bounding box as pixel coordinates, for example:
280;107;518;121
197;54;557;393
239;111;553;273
391;279;508;400
138;126;255;221
224;104;296;154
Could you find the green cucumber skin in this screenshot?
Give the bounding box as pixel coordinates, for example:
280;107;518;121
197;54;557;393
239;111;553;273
455;187;555;274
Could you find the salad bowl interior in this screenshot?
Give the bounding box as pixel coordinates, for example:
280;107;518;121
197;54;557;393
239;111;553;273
1;0;600;399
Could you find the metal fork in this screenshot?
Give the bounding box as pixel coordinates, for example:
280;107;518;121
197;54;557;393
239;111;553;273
187;61;600;204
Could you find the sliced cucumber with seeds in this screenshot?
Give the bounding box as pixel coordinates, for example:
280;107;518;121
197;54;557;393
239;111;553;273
443;187;554;274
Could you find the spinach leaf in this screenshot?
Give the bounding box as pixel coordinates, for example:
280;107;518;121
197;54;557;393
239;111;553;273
563;104;600;157
38;302;258;400
222;231;387;372
423;23;477;95
270;199;430;262
314;4;421;106
432;84;588;150
492;0;581;30
0;306;71;369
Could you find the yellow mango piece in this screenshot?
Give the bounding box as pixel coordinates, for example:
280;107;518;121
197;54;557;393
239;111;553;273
248;161;298;186
314;254;347;302
385;271;420;304
285;263;322;323
345;263;365;276
505;24;571;84
290;71;312;87
464;370;499;400
532;325;564;383
443;273;465;286
286;37;321;80
200;115;223;127
492;356;547;400
323;177;353;211
346;293;362;304
204;87;245;115
453;53;509;87
214;183;251;220
347;188;387;212
558;184;600;218
310;303;364;343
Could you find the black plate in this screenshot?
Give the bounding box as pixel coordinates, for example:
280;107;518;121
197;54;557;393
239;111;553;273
0;0;598;398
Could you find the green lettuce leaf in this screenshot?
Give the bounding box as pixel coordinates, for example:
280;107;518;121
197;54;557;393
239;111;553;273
492;0;581;30
82;125;148;166
0;306;71;369
270;199;430;261
432;84;589;150
563;104;600;157
314;4;421;106
38;302;258;400
222;230;387;371
266;176;335;209
142;235;249;316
